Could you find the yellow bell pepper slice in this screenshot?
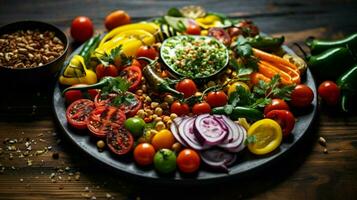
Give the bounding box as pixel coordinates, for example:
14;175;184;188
196;15;223;29
247;119;282;155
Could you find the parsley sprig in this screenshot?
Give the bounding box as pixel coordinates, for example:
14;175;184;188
253;74;295;101
100;77;137;107
98;45;132;66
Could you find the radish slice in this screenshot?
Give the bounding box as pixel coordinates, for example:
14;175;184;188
178;117;211;150
200;148;237;172
194;114;228;145
170;117;188;146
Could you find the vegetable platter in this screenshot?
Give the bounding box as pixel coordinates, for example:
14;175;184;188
53;6;317;184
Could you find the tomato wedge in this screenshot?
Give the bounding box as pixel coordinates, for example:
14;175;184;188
94;92;142;117
119;66;142;91
66;99;95;130
87;106;126;138
107;126;134;155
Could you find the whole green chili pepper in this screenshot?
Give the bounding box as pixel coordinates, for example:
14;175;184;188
246;35;284;52
137;57;183;98
307;47;355;80
337;64;357;112
62;76;117;94
78;35;100;65
306;33;357;55
212;106;263;121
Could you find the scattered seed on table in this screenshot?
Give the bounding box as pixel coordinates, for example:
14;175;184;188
323;148;328;154
96;140;105;150
319;137;327;146
19;178;23;182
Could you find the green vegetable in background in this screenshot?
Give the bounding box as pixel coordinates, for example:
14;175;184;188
306;33;357;55
246;35;285;52
337;64;357;112
306;47;355;80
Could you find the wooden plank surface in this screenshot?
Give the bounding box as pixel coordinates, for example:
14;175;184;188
1;0;357;199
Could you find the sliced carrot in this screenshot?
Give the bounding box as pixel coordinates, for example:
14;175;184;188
250;72;271;85
258;63;293;85
260;61;301;84
253;48;299;72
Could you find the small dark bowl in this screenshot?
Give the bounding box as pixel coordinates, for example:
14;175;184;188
0;21;69;87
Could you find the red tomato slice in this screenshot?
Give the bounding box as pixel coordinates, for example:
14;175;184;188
87;106;126;138
119;66;142;91
107;126;134;155
66;99;95;130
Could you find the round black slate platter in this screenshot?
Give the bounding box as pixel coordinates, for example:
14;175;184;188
53;40;317;185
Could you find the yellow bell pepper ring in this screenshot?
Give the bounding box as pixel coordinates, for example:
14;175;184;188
247;119;283;155
59;55;97;86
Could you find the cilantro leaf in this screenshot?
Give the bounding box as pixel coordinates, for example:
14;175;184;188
252;74;295;101
244;135;257;145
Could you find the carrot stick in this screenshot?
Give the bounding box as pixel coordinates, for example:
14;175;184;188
253;48;299;72
258;62;293;85
260;61;301;84
250;72;271;85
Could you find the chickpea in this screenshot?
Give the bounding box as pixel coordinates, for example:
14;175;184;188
170;113;178;120
163;116;171;123
232;71;237;77
194;92;203;97
207;81;215;87
145;109;153;116
166;120;173;127
136;109;145;118
152;114;158;119
155;121;166;131
144;96;152;103
225;68;232;75
96;140;105;149
151;102;159;109
160;102;169;110
154;107;163;116
141;85;147;92
172;142;182;153
154;117;162;122
164;94;174;104
136;89;143;96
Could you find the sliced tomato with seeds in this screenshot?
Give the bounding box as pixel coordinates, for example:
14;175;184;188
119;66;142;91
94;92;142;117
87;106;126;138
66;99;95;130
107;126;134;155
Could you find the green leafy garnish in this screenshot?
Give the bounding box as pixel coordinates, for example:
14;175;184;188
100;77;137;107
245;135;257;145
253;74;295;101
98;45;132;67
228;85;271;109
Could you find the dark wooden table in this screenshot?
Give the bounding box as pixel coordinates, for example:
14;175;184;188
1;0;357;199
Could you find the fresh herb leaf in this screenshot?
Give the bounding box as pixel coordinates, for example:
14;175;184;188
253;74;295;101
224;105;234;115
167;7;183;17
244;135;257;145
249;98;271;109
99;45;123;66
235;36;252;57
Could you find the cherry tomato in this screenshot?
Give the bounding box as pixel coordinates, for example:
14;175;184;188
70;16;94;42
208;27;231;46
119;66;142;91
94;92;142;117
154;149;176;174
186;23;201;35
95;64;118;80
177;149;201;173
104;10;131;31
192;102;211;115
170;101;190;116
124;117;146;138
206;91;228;108
107;126;133;155
265;110;295;137
264;99;290;116
175;79;197;98
133;143;155;166
64;84;98;103
66;99;95;130
235;20;259;37
151;129;175;151
136;46;158;66
318;81;340;105
87;106;126;138
290;84;314;108
227;27;242;38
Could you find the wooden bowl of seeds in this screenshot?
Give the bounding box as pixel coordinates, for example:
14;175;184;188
0;21;69;86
